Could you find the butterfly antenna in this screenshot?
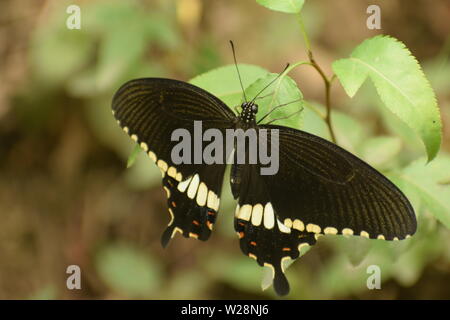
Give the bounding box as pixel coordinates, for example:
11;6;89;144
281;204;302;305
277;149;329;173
230;40;247;102
250;63;290;103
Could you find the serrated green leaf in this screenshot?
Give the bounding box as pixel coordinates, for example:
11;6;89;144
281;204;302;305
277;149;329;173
332;35;442;161
189;64;270;107
96;244;161;297
245;73;304;129
397;154;450;228
256;0;305;14
378;103;424;156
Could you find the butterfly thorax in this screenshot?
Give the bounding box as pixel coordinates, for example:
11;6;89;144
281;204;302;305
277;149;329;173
238;102;258;127
231;102;260;198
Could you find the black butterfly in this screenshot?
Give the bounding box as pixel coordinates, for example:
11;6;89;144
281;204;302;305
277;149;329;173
111;71;416;296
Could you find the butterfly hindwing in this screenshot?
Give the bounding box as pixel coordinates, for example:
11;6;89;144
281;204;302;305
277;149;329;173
112;78;233;246
161;164;225;247
232;164;317;296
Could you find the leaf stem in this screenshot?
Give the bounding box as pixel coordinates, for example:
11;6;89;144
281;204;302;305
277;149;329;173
297;13;337;143
267;60;310;110
296;13;311;52
303;100;325;119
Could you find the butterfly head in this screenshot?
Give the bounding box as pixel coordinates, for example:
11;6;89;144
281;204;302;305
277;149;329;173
239;101;258;124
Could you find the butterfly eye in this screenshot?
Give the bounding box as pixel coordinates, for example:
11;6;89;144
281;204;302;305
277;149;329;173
252;104;258;113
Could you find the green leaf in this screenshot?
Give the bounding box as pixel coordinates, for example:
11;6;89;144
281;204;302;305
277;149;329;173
205;254;262;293
392;229;442;286
396;154;450;228
143;14;180;50
256;0;305;14
189;64;270;107
378;102;424;157
125;149;162;190
339;237;372;267
127;144;143;168
96;24;147;90
245;73;304;129
332;35;442;161
96;244;162;297
318;242;395;296
31;24;93;85
358;136;402;169
302;101;366;153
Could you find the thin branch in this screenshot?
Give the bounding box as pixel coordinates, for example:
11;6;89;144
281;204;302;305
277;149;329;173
265;61;310;114
296;14;311;52
297;14;337;144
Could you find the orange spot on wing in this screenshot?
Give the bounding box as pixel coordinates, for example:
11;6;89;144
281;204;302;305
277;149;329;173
282;247;291;252
208;211;215;216
189;232;198;239
171;201;177;207
250;241;257;246
192;220;200;226
238;232;244;239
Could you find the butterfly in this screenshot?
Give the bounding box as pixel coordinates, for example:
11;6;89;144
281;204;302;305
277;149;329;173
111;60;416;296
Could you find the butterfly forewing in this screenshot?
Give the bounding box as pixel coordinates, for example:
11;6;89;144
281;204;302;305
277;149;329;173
112;78;234;246
259;124;416;240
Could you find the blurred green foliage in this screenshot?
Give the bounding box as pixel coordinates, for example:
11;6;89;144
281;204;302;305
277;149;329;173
256;0;305;14
96;243;162;297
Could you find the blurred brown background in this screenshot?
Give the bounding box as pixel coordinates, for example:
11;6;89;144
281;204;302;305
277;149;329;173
0;0;449;299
